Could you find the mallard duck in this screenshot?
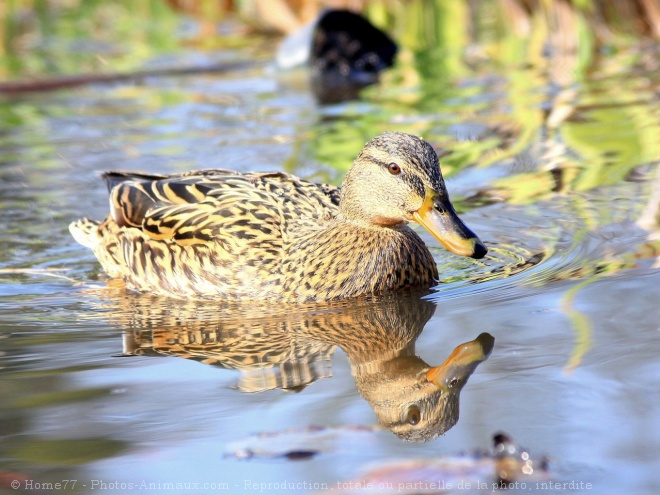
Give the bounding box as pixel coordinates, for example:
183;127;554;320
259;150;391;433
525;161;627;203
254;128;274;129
70;132;487;302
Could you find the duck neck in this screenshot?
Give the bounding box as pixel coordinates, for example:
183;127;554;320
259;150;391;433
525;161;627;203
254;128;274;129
336;210;407;230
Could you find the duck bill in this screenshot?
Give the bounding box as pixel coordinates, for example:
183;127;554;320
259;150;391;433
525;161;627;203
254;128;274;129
426;333;495;391
412;189;487;259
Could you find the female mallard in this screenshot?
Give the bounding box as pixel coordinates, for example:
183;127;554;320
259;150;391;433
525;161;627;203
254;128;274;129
70;132;486;302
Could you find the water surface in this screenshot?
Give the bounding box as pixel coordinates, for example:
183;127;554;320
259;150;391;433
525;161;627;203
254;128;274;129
1;7;660;495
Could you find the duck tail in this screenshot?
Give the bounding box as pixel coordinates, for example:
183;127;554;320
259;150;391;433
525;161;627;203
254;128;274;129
102;171;167;193
69;218;102;250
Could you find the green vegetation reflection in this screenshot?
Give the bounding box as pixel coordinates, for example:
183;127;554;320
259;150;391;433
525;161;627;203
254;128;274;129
12;437;127;466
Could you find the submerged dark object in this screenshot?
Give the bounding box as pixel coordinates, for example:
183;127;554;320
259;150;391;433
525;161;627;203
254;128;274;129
335;432;549;492
311;10;397;99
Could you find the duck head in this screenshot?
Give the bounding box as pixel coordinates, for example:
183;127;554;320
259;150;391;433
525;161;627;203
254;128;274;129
339;132;487;259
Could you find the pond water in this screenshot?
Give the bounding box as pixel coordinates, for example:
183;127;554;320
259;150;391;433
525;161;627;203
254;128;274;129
1;6;660;495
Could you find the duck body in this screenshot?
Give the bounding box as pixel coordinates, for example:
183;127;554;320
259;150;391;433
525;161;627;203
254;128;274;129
70;132;486;302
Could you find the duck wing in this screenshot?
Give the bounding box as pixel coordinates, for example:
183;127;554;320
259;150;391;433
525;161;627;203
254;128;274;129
104;169;235;228
104;169;341;249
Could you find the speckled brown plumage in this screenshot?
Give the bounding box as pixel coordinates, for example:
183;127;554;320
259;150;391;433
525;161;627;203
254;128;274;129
70;132;486;302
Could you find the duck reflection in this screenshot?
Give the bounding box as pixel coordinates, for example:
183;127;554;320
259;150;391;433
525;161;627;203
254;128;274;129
113;292;493;442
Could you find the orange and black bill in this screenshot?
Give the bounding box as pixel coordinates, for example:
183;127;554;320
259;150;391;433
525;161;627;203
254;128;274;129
426;332;495;392
412;189;487;259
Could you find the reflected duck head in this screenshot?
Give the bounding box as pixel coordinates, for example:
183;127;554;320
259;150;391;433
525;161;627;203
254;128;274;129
353;332;494;442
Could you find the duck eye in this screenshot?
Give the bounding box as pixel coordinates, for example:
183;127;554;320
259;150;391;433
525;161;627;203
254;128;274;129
405;405;421;425
388;163;401;175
